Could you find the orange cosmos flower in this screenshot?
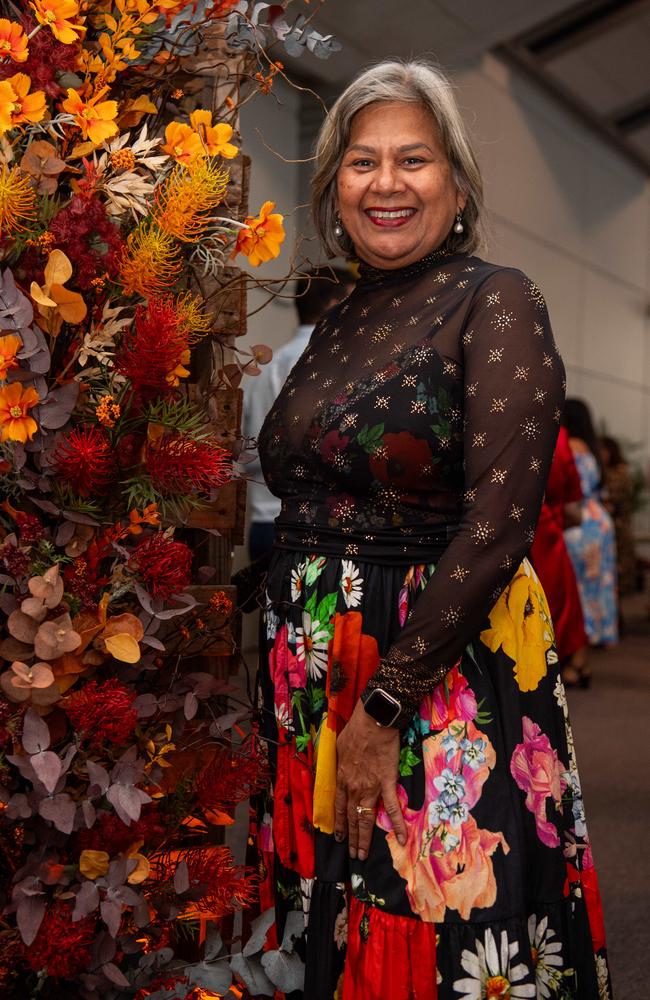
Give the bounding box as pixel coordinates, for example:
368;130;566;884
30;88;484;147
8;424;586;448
61;87;118;145
30;0;86;45
0;381;40;443
0;73;47;134
189;109;238;159
161;121;203;167
0;19;29;63
0;334;21;381
234;200;285;267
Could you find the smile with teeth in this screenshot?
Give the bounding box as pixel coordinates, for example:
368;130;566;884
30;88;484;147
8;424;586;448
366;208;416;220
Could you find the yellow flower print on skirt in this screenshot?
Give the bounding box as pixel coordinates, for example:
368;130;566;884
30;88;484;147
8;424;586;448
480;559;556;692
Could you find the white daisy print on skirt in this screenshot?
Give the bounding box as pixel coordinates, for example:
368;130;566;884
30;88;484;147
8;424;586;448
340;559;364;608
296;612;330;680
454;927;536;999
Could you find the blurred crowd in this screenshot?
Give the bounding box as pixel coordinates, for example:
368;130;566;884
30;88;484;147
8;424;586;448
531;396;646;689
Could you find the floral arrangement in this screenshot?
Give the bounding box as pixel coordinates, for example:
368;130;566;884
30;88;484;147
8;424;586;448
0;1;338;996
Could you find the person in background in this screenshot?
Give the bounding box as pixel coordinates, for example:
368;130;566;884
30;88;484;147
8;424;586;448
243;266;353;561
563;398;618;650
600;434;638;623
531;424;590;687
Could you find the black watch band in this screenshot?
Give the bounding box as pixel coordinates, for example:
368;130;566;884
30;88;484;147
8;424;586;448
361;687;410;729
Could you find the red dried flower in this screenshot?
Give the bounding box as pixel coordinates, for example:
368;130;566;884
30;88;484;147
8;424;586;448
209;589;233;616
26;904;95;979
76;807;166;857
49;195;123;291
129;533;192;601
146;435;232;496
16;512;44;544
0;542;29;578
64;679;138;747
0;699;15;748
116;299;189;401
52;426;115;497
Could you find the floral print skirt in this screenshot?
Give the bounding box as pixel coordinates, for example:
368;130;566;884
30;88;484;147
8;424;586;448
254;550;612;1000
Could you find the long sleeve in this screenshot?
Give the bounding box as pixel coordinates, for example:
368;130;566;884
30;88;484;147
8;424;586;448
364;268;565;723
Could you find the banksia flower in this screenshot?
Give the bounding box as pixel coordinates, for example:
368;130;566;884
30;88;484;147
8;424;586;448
116;298;189;400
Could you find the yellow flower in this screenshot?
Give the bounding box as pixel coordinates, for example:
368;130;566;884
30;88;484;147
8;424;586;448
61;87;118;145
0;164;36;237
153;160;229;242
118;222;182;299
30;0;86;44
160;120;203;166
234;200;285;267
0;73;47;134
79;849;110;880
0;381;40;443
30;248;88;337
0;334;21;381
0;19;29;63
174;291;212;341
480;561;555;692
189;109;238;158
166;347;191;387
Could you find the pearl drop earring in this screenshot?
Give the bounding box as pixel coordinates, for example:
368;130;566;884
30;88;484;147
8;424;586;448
453;212;464;234
334;212;344;239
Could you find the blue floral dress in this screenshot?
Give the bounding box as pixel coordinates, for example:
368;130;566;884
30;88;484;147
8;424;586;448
251;252;613;1000
564;450;618;645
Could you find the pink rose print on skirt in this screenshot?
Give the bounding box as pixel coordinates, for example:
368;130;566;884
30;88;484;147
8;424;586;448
377;718;509;922
420;665;477;730
510;716;568;848
269;623;306;726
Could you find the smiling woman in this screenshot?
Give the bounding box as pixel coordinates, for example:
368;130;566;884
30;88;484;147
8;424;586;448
251;59;613;1000
336;102;464;270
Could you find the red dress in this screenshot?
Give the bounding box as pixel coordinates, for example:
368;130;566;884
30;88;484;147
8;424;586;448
531;426;588;660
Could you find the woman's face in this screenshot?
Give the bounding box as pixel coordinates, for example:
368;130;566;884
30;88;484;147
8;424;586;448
336;101;465;270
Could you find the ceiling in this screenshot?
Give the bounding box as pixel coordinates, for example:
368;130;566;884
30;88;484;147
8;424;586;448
288;0;650;174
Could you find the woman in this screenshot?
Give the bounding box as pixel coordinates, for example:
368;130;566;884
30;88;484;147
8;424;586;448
530;426;590;687
563;400;618;648
600;435;638;602
254;61;611;999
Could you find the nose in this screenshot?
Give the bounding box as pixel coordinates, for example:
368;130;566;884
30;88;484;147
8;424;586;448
370;160;405;196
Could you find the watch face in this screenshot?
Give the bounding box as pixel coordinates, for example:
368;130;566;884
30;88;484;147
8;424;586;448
363;688;401;727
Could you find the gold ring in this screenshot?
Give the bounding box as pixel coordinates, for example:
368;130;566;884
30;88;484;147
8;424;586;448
356;805;374;815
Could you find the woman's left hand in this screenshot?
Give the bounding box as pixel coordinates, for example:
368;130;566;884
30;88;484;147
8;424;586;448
334;700;408;860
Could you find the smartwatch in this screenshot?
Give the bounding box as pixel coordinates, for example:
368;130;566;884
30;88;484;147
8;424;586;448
361;687;403;728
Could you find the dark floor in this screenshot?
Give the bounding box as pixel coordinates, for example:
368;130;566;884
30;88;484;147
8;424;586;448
567;594;650;1000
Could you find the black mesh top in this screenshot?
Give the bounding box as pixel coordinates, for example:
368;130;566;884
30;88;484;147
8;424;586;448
258;252;565;718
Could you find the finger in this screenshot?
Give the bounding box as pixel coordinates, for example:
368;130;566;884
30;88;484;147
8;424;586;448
356;801;378;861
334;783;348;844
381;783;408;847
346;801;359;859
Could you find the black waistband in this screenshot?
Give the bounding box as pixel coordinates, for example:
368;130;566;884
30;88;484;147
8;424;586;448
272;519;459;567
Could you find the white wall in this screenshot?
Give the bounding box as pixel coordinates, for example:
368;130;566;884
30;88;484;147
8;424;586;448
457;55;650;474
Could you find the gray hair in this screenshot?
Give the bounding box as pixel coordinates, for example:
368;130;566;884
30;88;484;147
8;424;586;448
311;59;485;259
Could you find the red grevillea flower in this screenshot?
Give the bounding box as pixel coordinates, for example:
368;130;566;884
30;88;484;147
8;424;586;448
64;679;138;747
129;533;192;601
52;425;115;496
26;904;95;979
146;435;232;496
116;299;189;401
195;742;268;814
151;846;258;917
